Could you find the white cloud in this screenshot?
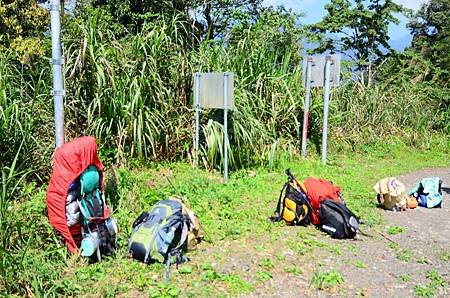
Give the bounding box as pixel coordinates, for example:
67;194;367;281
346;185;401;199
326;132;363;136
394;0;428;11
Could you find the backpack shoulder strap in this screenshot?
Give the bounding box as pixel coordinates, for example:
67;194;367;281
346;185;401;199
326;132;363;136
164;216;191;283
271;182;288;222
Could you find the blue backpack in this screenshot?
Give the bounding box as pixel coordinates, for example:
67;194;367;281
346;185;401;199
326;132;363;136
409;177;443;208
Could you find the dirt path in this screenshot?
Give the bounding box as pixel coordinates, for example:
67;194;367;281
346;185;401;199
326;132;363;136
324;168;450;297
194;168;450;297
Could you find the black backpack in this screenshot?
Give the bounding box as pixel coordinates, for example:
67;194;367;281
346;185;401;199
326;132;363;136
271;169;311;226
318;199;359;239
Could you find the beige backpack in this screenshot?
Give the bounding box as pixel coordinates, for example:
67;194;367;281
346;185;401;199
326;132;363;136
373;177;408;210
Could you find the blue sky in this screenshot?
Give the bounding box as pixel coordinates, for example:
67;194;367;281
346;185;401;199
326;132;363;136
262;0;428;49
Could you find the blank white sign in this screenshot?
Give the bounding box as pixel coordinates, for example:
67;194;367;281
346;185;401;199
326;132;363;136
302;55;341;88
194;72;234;110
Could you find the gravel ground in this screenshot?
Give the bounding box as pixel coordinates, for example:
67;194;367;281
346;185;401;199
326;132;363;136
233;168;450;297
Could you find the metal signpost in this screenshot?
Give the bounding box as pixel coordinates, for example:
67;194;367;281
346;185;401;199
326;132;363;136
321;57;332;165
193;72;234;182
301;54;341;164
301;57;313;157
50;0;65;148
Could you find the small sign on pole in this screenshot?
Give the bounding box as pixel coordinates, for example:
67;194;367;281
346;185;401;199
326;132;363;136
193;72;234;182
301;55;341;164
302;54;341;88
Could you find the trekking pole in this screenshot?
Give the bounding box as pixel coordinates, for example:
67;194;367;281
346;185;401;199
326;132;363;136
373;228;399;245
163;174;192;209
163;174;211;241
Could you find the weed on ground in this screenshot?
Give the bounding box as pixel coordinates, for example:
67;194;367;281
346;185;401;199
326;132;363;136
2;141;449;296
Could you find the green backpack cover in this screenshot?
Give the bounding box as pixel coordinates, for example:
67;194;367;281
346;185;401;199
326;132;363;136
79;165;104;223
128;199;192;281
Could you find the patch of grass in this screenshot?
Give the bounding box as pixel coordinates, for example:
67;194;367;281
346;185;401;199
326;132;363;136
347;244;359;253
286;239;310;256
388;242;400;250
398;274;411;282
219;274;254;294
387;226;407;235
302;238;327;248
258;258;275;270
327;245;342;256
178;266;192;274
414;270;447;297
148;284;180;298
254;244;266;252
3;141;450;296
387;241;413;263
311;269;344;290
397;249;413;262
199;264;253;294
353;260;367;269
284;266;302;276
439;251;450;262
416;257;432;265
257;270;272;281
270;231;282;242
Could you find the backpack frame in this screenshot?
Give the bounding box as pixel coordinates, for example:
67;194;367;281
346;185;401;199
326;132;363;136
272;169;312;226
77;165;117;261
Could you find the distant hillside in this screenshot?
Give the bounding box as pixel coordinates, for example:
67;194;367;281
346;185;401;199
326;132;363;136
302;32;412;56
389;34;413;51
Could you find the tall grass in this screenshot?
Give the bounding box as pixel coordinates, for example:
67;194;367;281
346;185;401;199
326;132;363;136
1;13;448;175
0;52;54;181
61;15;309;170
331;80;449;148
0;144;31;293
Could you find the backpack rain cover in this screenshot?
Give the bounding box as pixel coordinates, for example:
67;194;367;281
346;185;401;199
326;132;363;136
46;136;109;253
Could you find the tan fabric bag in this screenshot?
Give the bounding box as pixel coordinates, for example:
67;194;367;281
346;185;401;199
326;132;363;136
373;177;407;210
169;197;202;250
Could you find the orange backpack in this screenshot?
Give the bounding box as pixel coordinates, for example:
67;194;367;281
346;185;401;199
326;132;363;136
303;178;343;225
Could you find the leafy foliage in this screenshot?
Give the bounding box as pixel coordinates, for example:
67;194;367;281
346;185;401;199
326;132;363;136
414;270;448;297
309;0;402;85
1;2;449;296
387;226;406;235
408;0;450;83
81;0;265;41
0;0;49;63
311;269;344;290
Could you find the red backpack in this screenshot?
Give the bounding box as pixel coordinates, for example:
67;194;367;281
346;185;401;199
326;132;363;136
304;178;343;225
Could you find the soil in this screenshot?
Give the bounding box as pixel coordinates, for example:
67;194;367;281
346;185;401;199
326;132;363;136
194;167;450;297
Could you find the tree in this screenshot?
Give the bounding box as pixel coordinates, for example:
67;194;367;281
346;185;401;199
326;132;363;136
80;0;196;36
77;0;264;41
199;0;262;40
309;0;402;85
408;0;450;83
0;0;49;63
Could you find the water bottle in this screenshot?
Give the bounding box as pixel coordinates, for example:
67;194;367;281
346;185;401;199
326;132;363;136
80;231;100;257
104;217;118;238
